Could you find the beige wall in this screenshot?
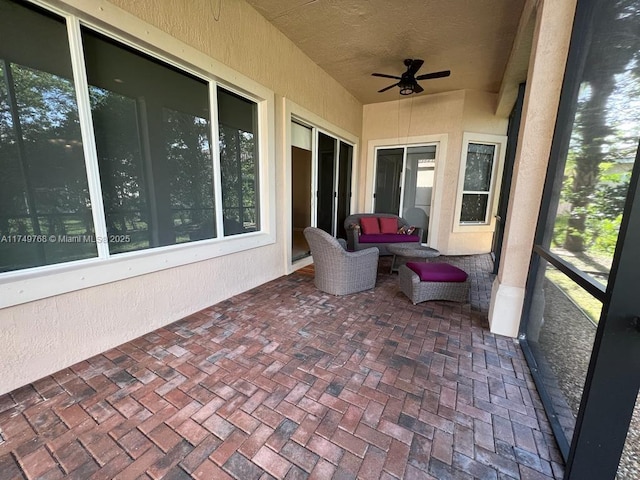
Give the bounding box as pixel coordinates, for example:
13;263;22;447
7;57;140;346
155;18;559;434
361;90;508;255
0;0;362;396
106;0;362;136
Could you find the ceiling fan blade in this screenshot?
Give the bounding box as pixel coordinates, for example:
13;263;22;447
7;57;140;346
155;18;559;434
372;73;402;80
413;83;424;94
378;82;399;93
406;59;424;76
416;70;451;81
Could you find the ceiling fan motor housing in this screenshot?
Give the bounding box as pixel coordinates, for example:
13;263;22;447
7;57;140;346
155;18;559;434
372;58;450;95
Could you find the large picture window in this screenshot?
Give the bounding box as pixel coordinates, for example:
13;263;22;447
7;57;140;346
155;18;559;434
0;0;264;276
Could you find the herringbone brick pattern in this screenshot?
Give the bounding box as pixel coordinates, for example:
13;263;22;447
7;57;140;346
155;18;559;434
0;255;564;479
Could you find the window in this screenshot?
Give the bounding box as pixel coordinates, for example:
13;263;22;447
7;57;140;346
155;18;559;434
461;143;495;223
218;88;259;236
83;27;216;253
0;1;96;272
0;0;267;279
455;132;506;229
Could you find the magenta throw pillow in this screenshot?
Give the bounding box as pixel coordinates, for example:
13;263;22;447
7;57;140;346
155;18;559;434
406;262;468;282
359;217;380;234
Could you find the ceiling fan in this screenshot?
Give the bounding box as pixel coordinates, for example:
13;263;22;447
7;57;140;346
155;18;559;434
372;58;450;95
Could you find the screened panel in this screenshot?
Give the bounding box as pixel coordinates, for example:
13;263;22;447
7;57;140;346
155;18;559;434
546;61;640;287
526;261;600;442
0;0;96;272
520;0;640;472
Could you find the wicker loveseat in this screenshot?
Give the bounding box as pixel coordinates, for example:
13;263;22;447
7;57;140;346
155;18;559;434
344;213;423;256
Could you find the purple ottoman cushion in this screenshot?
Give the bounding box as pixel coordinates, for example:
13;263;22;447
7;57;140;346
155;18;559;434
406;262;468;282
359;234;420;243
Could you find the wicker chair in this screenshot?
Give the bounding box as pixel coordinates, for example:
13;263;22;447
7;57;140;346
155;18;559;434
303;227;379;295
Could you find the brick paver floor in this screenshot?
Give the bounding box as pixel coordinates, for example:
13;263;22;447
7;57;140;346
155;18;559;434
0;255;564;479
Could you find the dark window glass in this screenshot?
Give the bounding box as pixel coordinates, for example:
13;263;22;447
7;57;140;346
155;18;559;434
82;28;214;253
460;194;489;223
463;143;495;191
218;87;259;236
460;142;495;223
0;0;96;272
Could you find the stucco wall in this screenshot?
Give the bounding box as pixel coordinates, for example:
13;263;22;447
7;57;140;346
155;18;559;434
106;0;362;135
0;0;362;396
361;90;508;255
488;0;577;337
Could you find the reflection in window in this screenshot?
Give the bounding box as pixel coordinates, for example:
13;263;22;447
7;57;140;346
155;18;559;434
83;27;214;253
0;1;96;272
0;0;264;276
90;88;149;254
165;109;215;244
460;143;496;223
218;88;259;236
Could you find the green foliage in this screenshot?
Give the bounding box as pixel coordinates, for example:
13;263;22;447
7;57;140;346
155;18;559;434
552;214;569;248
590;214;623;254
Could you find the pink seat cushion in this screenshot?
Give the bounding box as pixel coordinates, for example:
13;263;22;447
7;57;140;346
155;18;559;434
359;217;380;234
359;234;420;243
379;217;398;234
406;262;468;282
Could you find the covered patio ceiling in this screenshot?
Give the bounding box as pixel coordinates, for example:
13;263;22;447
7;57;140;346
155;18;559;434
245;0;534;109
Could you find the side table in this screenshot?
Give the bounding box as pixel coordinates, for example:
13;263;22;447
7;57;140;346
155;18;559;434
387;243;440;273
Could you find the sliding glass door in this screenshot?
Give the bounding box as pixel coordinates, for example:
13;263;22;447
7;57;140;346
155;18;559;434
374;144;436;242
291;122;313;262
290;120;353;261
317;132;337;234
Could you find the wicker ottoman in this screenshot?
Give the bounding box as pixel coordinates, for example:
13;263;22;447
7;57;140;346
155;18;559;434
398;262;469;304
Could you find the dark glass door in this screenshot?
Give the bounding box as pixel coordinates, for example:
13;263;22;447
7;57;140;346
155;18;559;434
336;142;353;239
316;132;336;234
374;148;403;214
401;145;436;243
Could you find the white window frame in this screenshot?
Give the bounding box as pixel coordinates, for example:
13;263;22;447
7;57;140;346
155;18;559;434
0;0;276;309
453;132;507;232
